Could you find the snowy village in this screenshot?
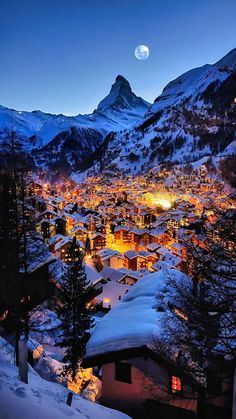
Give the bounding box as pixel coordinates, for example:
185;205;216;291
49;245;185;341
0;1;236;419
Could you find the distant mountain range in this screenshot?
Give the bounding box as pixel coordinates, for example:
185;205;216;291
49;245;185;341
0;75;150;173
0;48;236;176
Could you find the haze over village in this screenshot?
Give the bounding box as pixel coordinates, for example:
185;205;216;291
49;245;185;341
0;1;236;419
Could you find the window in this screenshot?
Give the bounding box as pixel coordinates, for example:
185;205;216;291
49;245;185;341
115;362;132;384
171;376;182;394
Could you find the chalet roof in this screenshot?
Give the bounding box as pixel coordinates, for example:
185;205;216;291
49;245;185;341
118;267;151;280
100;267;126;283
84;269;192;364
71;225;89;234
85;265;103;286
52;196;65;203
114;225;130;232
130;228;149;235
48;234;65;246
124;250;138;259
54;236;84;251
149;228;167;238
96;282;131;308
98;248;124;261
146;243;161;252
170;243;185;250
19;235;57;274
91;233;106;240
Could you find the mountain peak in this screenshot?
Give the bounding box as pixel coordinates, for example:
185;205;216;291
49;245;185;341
214;47;236;70
96;75;149;113
115;74;130;85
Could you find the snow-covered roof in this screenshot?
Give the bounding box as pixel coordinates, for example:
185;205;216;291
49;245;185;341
149;227;167;237
86;269;189;359
97;282;131;309
118;267;151;279
48;234;64;246
146;243;161;252
85;265;103;286
71;225;89;234
20;235;57;274
91;233;106;240
98;248;124;261
100;267;126;283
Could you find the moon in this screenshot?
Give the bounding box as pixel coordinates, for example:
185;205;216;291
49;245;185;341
135;45;149;60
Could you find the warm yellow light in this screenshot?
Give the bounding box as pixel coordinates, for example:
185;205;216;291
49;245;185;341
103;298;110;303
140;192;175;210
152;193;175;210
155;198;171;209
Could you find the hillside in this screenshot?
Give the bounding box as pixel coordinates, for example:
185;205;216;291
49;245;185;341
84;48;236;177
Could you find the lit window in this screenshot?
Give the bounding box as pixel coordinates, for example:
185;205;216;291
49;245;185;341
171;376;182;393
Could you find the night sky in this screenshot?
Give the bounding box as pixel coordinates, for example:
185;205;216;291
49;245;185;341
0;0;235;115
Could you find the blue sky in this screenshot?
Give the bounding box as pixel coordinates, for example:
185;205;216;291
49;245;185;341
0;0;235;115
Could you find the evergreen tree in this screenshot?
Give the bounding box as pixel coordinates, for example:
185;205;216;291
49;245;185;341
0;130;33;382
85;236;91;255
57;238;94;380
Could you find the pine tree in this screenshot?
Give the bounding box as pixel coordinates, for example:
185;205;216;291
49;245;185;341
57;238;94;381
85;236;91;255
0;130;33;382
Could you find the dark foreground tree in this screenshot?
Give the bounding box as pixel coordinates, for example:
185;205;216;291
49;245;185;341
154;208;236;418
57;238;94;381
0;130;35;383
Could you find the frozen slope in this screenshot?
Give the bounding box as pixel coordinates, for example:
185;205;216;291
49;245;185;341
0;339;130;419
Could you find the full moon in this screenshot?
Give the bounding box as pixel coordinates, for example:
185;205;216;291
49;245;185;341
135;45;149;60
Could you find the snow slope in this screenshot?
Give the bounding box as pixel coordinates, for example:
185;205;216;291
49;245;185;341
0;339;130;419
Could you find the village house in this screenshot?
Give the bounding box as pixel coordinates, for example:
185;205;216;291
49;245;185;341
170;242;187;260
148;227;171;246
130;228;150;251
38;219;56;241
83;270;199;419
52;236;84;262
91;233;106;252
124;250;158;271
71;225;89;242
114;225;132;246
20;235;57;306
95;248;125;270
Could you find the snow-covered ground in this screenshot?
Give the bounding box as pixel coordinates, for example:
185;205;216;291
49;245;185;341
0;338;130;419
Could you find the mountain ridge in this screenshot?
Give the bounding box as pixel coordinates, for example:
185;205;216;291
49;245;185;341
84;48;236;177
0;48;236;176
0;75;150;172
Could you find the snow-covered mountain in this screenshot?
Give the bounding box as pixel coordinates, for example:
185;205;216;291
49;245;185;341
0;76;150;172
85;48;236;177
95;75;150;120
1;48;236;176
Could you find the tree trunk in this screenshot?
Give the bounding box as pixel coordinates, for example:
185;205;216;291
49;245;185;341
18;338;28;384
